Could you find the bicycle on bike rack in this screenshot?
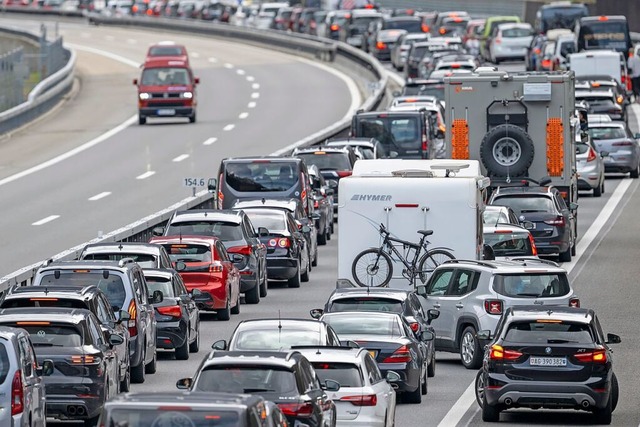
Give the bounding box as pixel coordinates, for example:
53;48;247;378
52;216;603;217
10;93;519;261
351;223;455;287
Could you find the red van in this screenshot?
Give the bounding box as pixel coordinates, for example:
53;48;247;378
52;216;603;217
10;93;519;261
133;58;199;125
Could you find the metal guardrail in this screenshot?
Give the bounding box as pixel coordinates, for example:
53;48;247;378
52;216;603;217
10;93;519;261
0;10;388;292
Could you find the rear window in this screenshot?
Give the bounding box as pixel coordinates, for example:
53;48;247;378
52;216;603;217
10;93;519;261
504;321;593;344
491;196;555;214
357;117;421;149
2;298;87;310
502;27;532;38
13;324;85;347
144;276;175;298
107;408;240;427
196;366;298;394
401;85;444;101
483;210;510;225
483;232;533;257
148;46;183;56
297;152;352;171
493;273;571;298
232;329;324;350
39;271;127;309
329;297;404;313
323;315;402;336
82;253;157;268
384;20;421;32
0;342;9;385
244;211;287;232
311;362;363;387
162;243;213;263
225;162;299;192
587;127;626;140
165;221;243;242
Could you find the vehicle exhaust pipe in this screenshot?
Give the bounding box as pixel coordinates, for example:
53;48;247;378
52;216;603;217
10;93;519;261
504;398;513;406
67;405;77;415
197;303;205;309
581;400;590;408
391;383;399;390
76;406;86;416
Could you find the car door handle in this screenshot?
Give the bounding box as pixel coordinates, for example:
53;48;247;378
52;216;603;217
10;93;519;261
456;303;464;309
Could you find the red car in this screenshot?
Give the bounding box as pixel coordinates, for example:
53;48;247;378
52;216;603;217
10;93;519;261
144;41;190;65
149;236;241;321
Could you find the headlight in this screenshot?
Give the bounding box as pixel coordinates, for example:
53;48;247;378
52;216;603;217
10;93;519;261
182;92;193;99
139;93;151;100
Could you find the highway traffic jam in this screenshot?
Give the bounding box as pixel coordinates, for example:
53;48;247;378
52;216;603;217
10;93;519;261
1;1;639;426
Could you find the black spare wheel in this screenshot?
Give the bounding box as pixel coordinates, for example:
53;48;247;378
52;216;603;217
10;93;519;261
480;124;535;177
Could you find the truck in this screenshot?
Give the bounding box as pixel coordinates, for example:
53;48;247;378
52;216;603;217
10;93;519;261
337;159;489;289
443;68;577;205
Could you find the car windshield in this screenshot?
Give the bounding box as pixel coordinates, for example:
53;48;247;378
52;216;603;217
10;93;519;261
244;212;287;232
0;343;9;385
504;321;593;344
384;20;421;32
323;315;402;336
8;324;84;347
409;45;429;59
587;127;626;140
493;273;571;297
580;21;628;51
145;276;175;298
82;253;157;268
356;117;421;149
297;152;352;171
401;84;444;101
541;6;587;31
166;221;243;242
353;16;379;27
148;46;183;56
483;232;534;257
107;408;240;427
196;366;298;394
39;271;127;309
225;162;299;192
232;329;324;350
1;298;88;310
491;196;555;214
329;297;403;313
311;362;363;387
502;27;532;37
161;243;213;263
140;67;191;85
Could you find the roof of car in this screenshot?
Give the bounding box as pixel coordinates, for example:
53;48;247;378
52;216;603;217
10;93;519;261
38;259;136;272
294;147;350;154
351;8;382;16
0;307;93;323
149;236;221;246
505;305;594;323
491;185;555;196
294;346;368;362
5;284;103;299
497;22;532;30
239;207;288;217
575;90;615;98
82;242;163;255
321;311;404;321
107;391;264;408
231;198;299;210
439;258;564;273
236;318;327;331
172;210;243;224
588;121;625;128
329;287;410;301
222;156;303;163
384;16;420;22
0;326;28;340
203;350;302;366
326;137;379;147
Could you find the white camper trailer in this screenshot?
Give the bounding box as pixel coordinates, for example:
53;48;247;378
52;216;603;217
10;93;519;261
338;159;490;289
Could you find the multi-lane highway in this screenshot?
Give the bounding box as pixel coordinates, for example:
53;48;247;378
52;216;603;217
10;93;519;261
2;16;640;427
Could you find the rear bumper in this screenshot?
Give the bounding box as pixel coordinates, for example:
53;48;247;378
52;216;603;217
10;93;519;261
239;271;258;293
266;257;298;279
45;382;105;420
156;321;187;349
378;362;419;393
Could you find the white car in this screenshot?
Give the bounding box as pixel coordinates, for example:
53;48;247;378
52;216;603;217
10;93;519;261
296;347;398;427
489;22;534;64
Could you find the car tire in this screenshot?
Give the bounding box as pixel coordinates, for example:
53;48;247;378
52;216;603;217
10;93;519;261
131;359;145;384
231;292;241;314
593;389;613;425
288;262;301;288
421;365;428;395
480;124;535;177
145;348;157;374
475;370;485;408
326;227;331;241
244;283;260;304
175;338;190;360
189;112;196;123
120;358;131;392
403;383;422;404
612;372;619;411
427;351;436;377
481;394;501;422
301;256;310;282
460;326;483;369
312;247;318;267
217;297;231;321
631;162;640;178
594;179;603;197
189;322;200;353
318;229;327;245
138;115;146;125
259;272;268;298
559;246;572;262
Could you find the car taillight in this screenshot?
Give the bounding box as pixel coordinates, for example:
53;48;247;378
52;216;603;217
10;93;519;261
529;234;538;256
337;171;352;177
422;132;428;152
70;355;101;365
612;141;633;146
541;59;552;69
574;348;607;364
157;305;182;318
569;297;580;308
489;344;522;361
340;394;378;406
421;24;429;32
330;24;339;31
376;41;386;50
128;299;138;337
277;402;314;417
313;200;319;208
484;299;503;315
544;216;565;226
209;262;224;273
409;322;420;332
587;147;597;162
217;173;224;209
268;238;290;248
11;370;23;416
227;245;252;255
494;37;501;44
382;345;412;363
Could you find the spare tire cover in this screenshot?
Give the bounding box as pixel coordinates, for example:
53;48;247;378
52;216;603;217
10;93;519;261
480;124;535;177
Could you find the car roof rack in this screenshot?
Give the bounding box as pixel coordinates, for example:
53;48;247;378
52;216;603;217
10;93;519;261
508;257;560;267
441;259;497;269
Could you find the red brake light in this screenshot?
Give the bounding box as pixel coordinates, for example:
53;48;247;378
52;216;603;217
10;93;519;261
337;171;352;177
157;305;182;318
11;370;23;416
451;63;460;68
313;200;319;208
209;262;224;273
439;28;446;35
376;41;386;50
409;322;420;332
489;344;522;361
226;245;252;255
544;216;565;226
612;141;633;146
541;59;552;69
421;24;429;32
574;348;607;364
382;345;412;363
529;233;538;256
340;394;378;406
277;402;313;417
569;297;580;308
330;24;339;31
587;147;597;162
598;16;608;21
127;299;137;337
484;299;503;315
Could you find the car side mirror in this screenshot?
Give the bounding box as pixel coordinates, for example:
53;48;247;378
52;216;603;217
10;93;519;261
392;90;400;97
150;290;163;304
389;151;399;158
421;330;434;341
569;202;579;211
39;359;54;377
322;379;340;392
176;377;193;389
301;225;312;233
426;308;439;321
483;244;495;260
385;370;401;382
109;333;125;347
326;188;335;196
327;179;338;189
174;261;186;271
152;226;165;236
189;288;202;297
415;284;427;296
341;340;359;348
133;78;138;85
207;177;217;192
606;333;621;344
212;340;227;350
311;212;321;220
309;308;324;319
257;227;270;237
476;329;492;340
118;310;131;323
194;77;200;85
232;254;244;263
600;150;609;158
581;133;589;143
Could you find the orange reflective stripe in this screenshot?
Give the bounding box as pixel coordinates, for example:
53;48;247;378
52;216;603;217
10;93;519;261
546;118;564;177
451;119;469;159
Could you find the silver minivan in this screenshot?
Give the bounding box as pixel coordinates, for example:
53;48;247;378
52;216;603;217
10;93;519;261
0;326;52;427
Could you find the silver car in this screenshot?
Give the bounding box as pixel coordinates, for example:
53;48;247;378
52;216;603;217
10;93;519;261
488;23;533;64
587;122;640;178
576;135;606;196
390;32;430;70
0;327;52;427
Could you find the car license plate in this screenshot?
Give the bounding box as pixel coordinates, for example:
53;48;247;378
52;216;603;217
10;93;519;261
157;109;176;116
530;357;567;366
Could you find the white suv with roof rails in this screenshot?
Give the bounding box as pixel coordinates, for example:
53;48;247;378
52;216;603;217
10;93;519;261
416;258;579;369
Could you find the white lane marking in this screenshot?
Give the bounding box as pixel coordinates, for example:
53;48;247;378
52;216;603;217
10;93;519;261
80;32;91;38
436;178;635;427
126;38;137;44
32;215;60;226
223;63;234;69
246;76;255;82
203;137;218;146
136;171;156;180
236;69;246;75
66;43;140;68
172;154;189;162
251;92;260;99
105;35;115;41
248;102;257;108
252;83;260;89
191;52;200;58
223;124;235;131
88;191;112;201
208;57;218;63
239;112;249;119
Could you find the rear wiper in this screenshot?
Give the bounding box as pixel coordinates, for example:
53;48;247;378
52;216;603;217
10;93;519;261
547;339;578;344
516;293;542;297
32;343;60;347
520;210;546;213
243;388;274;393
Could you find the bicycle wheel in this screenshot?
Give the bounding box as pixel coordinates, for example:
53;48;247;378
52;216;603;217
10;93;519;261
418;249;455;283
352;248;393;287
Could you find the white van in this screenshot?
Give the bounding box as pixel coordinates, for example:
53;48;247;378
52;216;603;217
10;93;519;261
569;50;628;87
338;159;490;289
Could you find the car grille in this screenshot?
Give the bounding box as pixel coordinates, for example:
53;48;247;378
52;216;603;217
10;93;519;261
150;93;181;98
147;101;187;107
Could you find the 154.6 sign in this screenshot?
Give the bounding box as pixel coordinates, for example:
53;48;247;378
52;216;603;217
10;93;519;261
183;178;207;187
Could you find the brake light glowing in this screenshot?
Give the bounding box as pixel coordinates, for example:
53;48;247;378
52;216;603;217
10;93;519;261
529;234;538;256
71;355;100;364
16;321;50;326
330;24;339;31
541;59;552;69
544;216;565;226
376;41;386;50
128;299;138;337
209;262;224;273
314;200;319;208
439;28;446;35
340;394;378;406
569;297;580;308
29;298;58;301
157;305;182;318
484;299;503;315
574;348;607;364
409;322;420;332
489;344;522;361
598;15;608;21
587;147;597;162
382;345;412;363
337;171;352;177
227;246;252;255
277;402;313;417
421;24;429;32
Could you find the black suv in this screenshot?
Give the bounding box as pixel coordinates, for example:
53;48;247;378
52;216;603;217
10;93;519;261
0;285;132;391
177;350;339;427
489;185;578;262
351;110;433;159
475;306;620;424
